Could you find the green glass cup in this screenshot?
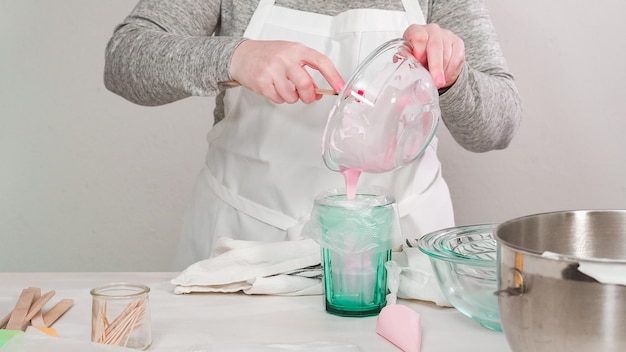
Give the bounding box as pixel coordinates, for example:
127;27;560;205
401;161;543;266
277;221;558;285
311;190;398;317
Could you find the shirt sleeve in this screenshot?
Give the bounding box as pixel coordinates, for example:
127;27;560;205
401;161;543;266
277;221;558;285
103;0;245;106
428;0;523;152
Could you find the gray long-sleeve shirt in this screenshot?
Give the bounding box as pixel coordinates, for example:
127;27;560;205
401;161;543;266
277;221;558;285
104;0;522;152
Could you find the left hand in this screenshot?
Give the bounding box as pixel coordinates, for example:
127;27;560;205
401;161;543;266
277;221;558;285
403;24;465;89
229;40;344;104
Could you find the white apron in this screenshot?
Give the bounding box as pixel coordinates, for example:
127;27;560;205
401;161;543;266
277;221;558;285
175;0;455;269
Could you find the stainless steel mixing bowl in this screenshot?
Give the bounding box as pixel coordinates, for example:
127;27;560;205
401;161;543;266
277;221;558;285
495;210;626;352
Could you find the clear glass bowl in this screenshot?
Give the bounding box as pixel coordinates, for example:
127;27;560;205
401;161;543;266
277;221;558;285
321;38;440;173
417;224;501;331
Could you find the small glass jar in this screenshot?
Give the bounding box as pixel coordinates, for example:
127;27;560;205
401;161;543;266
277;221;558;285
90;283;152;350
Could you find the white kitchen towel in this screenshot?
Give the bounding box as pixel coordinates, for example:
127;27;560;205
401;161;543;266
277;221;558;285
172;236;452;305
171;237;323;295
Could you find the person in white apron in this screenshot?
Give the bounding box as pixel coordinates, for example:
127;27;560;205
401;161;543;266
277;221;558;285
175;0;455;270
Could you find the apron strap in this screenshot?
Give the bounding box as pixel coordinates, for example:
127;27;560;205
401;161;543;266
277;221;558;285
202;167;304;236
400;0;427;24
243;0;276;38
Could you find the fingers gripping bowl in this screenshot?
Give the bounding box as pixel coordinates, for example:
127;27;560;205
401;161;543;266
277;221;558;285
418;224;501;331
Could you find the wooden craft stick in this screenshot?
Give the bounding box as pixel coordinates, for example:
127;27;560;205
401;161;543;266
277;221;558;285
220;80;338;95
29;289;46;327
43;299;74;327
0;310;11;329
6;288;37;330
0;287;39;329
25;290;56;323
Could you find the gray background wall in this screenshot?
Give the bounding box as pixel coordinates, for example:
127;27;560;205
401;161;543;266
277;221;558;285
1;0;624;271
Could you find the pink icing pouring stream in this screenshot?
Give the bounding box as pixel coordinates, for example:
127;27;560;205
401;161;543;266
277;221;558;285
339;89;365;201
340;167;362;200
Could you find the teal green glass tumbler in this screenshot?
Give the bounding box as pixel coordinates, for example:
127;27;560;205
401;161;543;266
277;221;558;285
312;190;398;317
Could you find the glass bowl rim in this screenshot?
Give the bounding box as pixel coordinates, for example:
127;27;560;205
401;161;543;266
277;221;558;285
417;223;498;267
90;283;150;299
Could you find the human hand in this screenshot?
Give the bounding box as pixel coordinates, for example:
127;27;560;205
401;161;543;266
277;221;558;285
229;40;344;104
403;24;465;89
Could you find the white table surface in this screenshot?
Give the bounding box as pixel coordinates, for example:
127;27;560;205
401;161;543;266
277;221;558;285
0;272;510;351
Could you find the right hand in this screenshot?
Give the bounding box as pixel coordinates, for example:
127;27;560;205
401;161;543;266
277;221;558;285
403;24;466;89
229;40;344;104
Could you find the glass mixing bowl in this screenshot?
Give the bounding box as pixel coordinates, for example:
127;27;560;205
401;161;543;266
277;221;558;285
418;224;501;331
321;38;440;173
